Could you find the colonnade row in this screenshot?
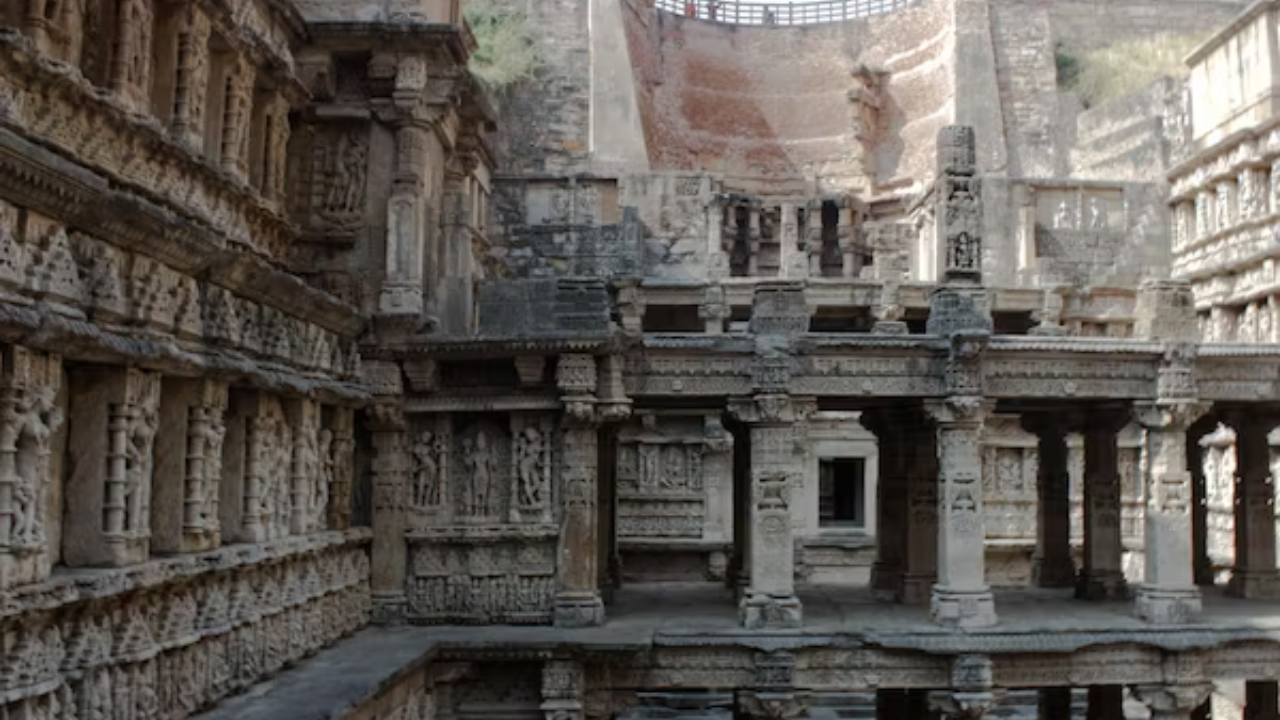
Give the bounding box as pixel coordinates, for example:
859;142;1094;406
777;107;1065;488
727;393;1274;629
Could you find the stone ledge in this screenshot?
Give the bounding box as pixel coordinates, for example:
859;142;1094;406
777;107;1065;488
0;528;372;618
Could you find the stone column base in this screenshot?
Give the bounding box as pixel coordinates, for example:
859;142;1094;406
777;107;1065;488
370;592;407;625
871;321;909;335
900;572;936;605
870;562;900;602
1134;585;1202;624
740;592;802;629
1032;557;1077;588
931;586;997;628
554;591;605;628
1227;568;1280;599
1075;570;1129;601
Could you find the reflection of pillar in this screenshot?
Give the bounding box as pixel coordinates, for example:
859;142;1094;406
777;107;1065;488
927;399;996;628
368;402;408;624
1246;681;1279;720
730;394;802;629
1134;401;1209;622
1229;412;1280;599
1078;408;1129;601
1023;414;1075;588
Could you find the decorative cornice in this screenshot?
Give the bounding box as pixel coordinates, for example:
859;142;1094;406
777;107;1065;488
0;127;363;337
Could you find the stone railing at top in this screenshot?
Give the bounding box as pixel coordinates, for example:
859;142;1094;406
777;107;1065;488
654;0;917;25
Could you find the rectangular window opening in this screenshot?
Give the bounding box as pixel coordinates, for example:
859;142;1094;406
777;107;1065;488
819;457;866;529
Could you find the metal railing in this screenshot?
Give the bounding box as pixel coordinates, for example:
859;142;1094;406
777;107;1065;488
654;0;917;25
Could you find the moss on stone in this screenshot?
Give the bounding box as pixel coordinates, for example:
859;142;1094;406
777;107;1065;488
464;0;542;93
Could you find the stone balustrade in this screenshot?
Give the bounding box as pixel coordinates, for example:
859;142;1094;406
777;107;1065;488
654;0;919;25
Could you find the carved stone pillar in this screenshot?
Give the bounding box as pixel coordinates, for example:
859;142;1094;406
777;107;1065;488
1022;414;1075;588
928;656;1004;720
1077;407;1130;601
110;0;155;111
864;407;906;601
380;54;437;318
729;394;803;629
556;354;605;627
927;398;997;629
170;5;212;151
1134;684;1214;720
1086;687;1124;720
1187;420;1214;587
541;660;585;720
1247;681;1279;720
1134;401;1210;622
0;346;62;589
1228;411;1280;599
368;401;409;624
65;366;161;567
902;407;939;604
152;378;227;554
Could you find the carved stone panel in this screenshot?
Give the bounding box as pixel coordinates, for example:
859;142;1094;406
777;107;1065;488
408;540;557;624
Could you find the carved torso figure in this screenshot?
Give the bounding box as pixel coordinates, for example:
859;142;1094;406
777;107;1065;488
516;427;546;507
411;431;441;508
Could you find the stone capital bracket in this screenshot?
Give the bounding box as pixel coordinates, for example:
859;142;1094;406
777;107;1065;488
737;691;811;720
728;394;796;425
1133;683;1213;719
925;396;994;427
365;402;406;432
1133;400;1211;432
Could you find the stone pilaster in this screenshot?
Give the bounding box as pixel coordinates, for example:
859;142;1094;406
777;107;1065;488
170;4;211;151
927;399;997;628
220;55;255;182
0;346;62;590
64;366;160;567
151;378;227;555
864;407;905;601
367;401;409;624
1077;407;1130;601
326;407;356;531
555;354;605;627
1134;684;1214;720
1133;400;1210;623
1227;411;1280;599
1022;413;1076;588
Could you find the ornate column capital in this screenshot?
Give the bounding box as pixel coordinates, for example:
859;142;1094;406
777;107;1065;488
558;354;599;425
925;397;994;427
365;402;406;433
927;691;1005;720
728;394;797;426
1133;401;1211;433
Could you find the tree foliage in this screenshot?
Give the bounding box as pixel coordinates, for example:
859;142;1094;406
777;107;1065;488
464;0;542;92
1059;32;1206;107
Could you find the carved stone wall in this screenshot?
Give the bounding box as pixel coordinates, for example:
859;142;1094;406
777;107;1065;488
405;412;563;624
0;531;370;720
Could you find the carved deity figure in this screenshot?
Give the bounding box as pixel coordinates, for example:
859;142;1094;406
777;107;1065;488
639;445;660;489
661;445;685;490
1053;200;1073;230
196;417;226;532
4;385;63;549
515;426;546;508
1087;197;1108;230
324;133;368;215
1261;301;1274;343
318;429;335;517
996;451;1021;493
411;431;442;508
464;431;495;517
123;408;158;533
